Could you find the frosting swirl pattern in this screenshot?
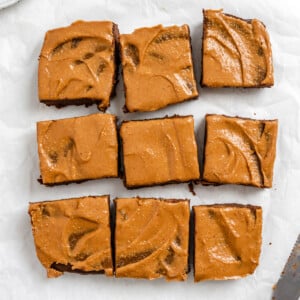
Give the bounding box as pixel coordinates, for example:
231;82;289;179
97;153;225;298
203;114;278;187
37;113;118;185
120;24;198;112
115;198;190;281
29;196;113;278
202;9;274;87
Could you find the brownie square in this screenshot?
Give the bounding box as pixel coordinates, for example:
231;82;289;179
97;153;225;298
38;21;119;111
120;115;200;188
193;204;262;281
114;197;190;280
201;9;274;87
37;113;118;185
120;24;198;112
202;114;278;187
28;196;113;278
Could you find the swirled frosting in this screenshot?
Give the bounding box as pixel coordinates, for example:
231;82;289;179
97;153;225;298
115;198;190;281
28;196;113;278
194;204;262;281
37;113;118;185
120;116;200;188
120;24;198;112
203;114;278;187
38;21;118;111
201;9;274;87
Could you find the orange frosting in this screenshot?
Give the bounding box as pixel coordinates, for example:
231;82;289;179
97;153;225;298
120;24;198;112
115;198;190;280
120;116;200;188
203;114;278;187
38;21;118;111
202;9;274;87
37;113;118;185
193;204;262;281
28;196;113;278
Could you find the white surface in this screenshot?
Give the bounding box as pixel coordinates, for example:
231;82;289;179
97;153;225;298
0;0;299;299
0;0;20;10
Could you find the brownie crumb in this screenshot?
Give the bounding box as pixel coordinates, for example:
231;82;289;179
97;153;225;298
188;182;196;195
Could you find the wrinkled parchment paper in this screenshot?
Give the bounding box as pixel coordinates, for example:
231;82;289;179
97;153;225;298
0;0;299;299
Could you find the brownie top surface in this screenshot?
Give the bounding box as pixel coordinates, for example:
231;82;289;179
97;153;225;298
120;24;198;112
38;20;117;110
202;9;274;87
193;204;262;281
120;115;200;187
114;197;190;280
203;114;278;187
28;195;112;278
37;113;118;184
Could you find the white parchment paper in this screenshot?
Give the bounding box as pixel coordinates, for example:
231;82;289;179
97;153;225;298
0;0;299;299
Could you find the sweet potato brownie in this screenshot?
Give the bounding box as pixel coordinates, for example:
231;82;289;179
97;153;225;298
120;115;200;188
38;21;119;111
120;24;198;112
201;9;274;87
114;197;190;280
28;196;113;278
202;114;278;187
193;204;262;281
37;113;118;185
